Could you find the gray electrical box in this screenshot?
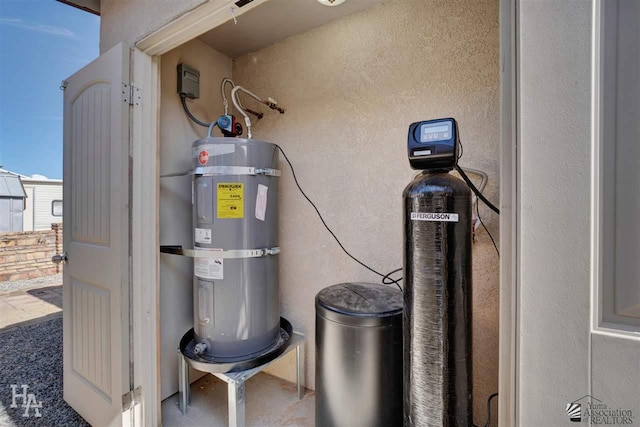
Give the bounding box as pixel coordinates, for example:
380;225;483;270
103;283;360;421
177;63;200;99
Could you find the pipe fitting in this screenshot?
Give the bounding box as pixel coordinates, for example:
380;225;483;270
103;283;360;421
194;342;208;355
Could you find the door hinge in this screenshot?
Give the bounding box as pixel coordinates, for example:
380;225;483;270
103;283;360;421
121;83;142;106
122;386;142;412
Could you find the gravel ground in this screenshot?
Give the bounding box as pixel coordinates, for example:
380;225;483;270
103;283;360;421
0;317;89;427
0;274;62;294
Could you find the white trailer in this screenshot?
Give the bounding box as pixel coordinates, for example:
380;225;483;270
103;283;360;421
21;175;63;231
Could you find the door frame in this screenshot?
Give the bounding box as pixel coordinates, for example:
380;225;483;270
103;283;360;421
134;0;270;55
130;49;160;426
499;0;518;425
131;0;521;424
131;2;272;424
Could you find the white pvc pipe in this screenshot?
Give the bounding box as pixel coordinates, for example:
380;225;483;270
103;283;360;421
220;78;234;115
221;78;249;115
231;86;265;139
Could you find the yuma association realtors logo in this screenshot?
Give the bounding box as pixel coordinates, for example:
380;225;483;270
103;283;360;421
566;395;635;425
566;401;582;422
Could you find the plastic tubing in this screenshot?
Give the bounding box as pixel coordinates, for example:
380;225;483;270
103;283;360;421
231;85;264;139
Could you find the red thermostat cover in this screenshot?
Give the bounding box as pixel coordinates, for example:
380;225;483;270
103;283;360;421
198;150;209;165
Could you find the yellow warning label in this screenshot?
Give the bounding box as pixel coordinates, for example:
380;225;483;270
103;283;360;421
217;183;244;219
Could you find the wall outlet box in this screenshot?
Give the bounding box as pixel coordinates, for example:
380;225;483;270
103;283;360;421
177;63;200;99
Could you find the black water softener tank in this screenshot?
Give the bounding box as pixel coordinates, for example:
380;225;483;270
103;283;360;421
315;282;403;427
404;118;473;426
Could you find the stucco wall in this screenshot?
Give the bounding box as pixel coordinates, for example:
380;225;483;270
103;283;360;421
518;1;592;424
158;38;232;400
232;0;500;423
99;0;206;53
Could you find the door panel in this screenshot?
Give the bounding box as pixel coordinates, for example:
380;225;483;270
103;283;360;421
591;334;640;420
592;0;640;420
70;82;111;245
72;279;111;398
601;0;640;328
63;42;130;427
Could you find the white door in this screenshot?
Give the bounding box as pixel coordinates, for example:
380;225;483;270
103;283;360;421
62;42;131;427
590;0;640;418
512;1;640;426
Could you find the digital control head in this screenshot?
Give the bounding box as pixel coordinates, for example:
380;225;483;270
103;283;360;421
407;118;459;170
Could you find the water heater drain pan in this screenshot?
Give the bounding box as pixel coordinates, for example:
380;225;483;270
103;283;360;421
179;317;293;374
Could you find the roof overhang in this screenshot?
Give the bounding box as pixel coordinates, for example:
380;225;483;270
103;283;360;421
56;0;100;16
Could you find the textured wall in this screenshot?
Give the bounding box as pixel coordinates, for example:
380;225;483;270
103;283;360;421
518;1;592;424
99;0;206;53
232;0;500;424
158;38;232;399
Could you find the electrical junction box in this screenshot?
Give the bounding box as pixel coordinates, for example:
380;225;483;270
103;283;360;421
177;63;200;99
407;117;459;170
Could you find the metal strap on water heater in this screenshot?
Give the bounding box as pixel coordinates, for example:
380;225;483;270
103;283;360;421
160;245;280;259
193;166;281;177
160;166;281;178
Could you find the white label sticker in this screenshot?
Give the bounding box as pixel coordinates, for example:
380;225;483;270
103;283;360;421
255;184;268;221
192;144;235;159
195;228;212;244
194;249;223;280
411;212;459;222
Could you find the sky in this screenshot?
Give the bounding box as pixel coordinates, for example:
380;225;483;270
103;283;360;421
0;0;99;179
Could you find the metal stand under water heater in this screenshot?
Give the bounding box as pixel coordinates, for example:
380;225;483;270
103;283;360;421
403;118;473;426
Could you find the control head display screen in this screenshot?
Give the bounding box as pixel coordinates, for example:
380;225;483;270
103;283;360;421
420;122;452;143
407;118;459;170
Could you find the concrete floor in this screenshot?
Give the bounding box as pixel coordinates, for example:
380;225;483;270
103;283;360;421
161;373;315;427
0;284;62;329
0;280;313;426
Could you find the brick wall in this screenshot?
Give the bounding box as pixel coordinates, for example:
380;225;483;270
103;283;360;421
0;224;63;282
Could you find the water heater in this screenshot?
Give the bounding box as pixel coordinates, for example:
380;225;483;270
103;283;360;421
403;118;473;426
191;136;281;359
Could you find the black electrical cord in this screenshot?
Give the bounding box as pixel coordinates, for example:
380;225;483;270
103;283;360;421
455;164;500;215
477;202;500;257
180;94;212;128
382;267;403;286
473;392;499;427
275;144;402;292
